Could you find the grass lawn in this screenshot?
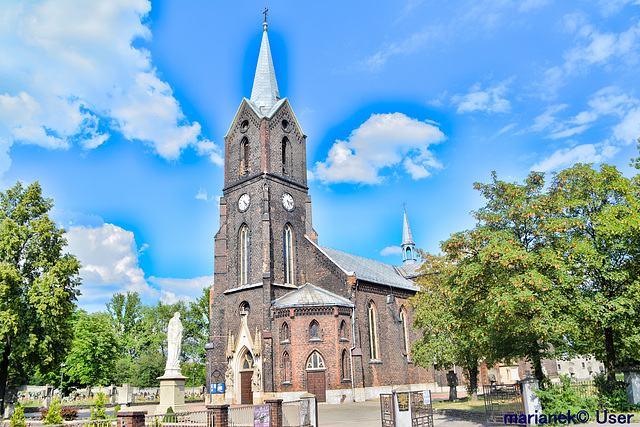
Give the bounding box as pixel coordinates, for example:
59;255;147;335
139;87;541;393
432;397;486;412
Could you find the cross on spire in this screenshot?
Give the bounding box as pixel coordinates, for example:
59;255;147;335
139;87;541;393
263;7;268;24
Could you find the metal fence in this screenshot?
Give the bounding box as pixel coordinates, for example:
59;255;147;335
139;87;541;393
228;405;255;427
145;410;207;427
2;419;117;427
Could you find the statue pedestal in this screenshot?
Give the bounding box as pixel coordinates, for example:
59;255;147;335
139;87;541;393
156;374;189;415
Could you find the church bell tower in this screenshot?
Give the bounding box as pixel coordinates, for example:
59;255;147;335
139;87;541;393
209;17;317;402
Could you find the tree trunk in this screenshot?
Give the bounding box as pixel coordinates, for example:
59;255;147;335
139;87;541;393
0;338;11;417
604;327;616;383
531;344;545;388
466;363;479;401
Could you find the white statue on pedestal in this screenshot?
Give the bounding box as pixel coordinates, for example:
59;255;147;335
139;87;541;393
165;312;183;375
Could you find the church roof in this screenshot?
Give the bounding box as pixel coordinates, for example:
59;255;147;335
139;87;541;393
272;283;354;309
317;245;419;292
395;262;424;279
250;21;280;116
402;210;414;246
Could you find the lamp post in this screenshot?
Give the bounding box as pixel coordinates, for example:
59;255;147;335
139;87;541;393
60;363;66;398
190;366;196;396
204;342;214;401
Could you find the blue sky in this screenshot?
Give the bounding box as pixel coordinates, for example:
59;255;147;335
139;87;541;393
1;0;639;312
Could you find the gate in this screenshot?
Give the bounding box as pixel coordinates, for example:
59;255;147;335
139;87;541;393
380;394;395;427
483;384;525;423
379;391;433;427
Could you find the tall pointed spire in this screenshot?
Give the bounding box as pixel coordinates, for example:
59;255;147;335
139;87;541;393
250;15;280;114
401;207;416;265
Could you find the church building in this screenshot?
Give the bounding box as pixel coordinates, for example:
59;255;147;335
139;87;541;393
207;19;435;404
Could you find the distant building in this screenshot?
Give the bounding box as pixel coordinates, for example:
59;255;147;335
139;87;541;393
207;19;435;404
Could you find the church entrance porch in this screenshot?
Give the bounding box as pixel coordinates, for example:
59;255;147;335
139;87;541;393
240;371;253;404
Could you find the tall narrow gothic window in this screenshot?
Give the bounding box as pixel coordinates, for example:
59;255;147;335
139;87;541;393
368;301;380;360
283;224;294;284
400;306;409;356
282;137;290;175
281;322;290;343
283;351;291;383
241;137;249;174
309;320;319;340
239;225;249;285
341;350;350;380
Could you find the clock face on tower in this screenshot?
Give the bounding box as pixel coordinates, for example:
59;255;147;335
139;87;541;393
238;193;250;212
282;193;294;211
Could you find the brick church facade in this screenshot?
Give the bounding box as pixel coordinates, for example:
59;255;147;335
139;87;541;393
207;20;436;404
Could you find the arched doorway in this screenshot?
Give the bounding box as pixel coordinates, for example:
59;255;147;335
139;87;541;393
306;351;326;402
239;348;254;404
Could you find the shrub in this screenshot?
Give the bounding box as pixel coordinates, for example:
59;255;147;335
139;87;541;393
535;376;598;425
594;373;637;412
10;404;27;427
42;397;64;425
60;406;78;421
90;391;108;420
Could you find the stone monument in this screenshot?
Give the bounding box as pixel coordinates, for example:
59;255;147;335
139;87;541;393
156;312;188;414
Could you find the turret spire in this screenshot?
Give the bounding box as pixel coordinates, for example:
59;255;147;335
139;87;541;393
250;14;280;114
401;206;416;265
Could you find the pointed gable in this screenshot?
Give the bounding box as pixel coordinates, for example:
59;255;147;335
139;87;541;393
272;283;354;309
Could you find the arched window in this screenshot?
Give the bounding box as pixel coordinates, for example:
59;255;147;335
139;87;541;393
406;247;412;259
281;322;290;343
306;351;325;370
339;320;347;341
400;306;409;356
241;137;249;174
239;225;249;285
368;301;380;360
242;350;254;370
283;224;294;284
309;320;319;340
239;301;250;316
281;137;289;175
283;351;291;383
341;350;350;380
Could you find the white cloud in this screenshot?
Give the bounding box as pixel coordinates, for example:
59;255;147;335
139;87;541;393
196;187;210;202
538;18;640;97
0;0;220;178
65;223;211;312
380;246;403;256
452;80;512;114
532;143;619;172
612;106;640;144
65;223;157;311
314;113;446;184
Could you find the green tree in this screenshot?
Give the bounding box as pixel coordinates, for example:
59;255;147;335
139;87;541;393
410;253;487;400
0;182;81;415
65;311;119;386
425;172;575;385
550;163;640;381
107;292;142;358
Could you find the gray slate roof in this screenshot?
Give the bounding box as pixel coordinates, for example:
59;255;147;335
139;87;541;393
395;262;425;280
317;245;419;292
272;283;354;309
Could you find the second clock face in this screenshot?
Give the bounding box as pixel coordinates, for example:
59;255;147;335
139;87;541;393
238;193;250;212
282;193;294;211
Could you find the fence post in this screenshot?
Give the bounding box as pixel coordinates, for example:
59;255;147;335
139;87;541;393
206;404;229;427
520;379;543;426
300;393;318;427
116;411;147;427
265;399;283;427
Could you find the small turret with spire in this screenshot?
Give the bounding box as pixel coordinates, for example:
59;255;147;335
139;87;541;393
401;206;416;265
